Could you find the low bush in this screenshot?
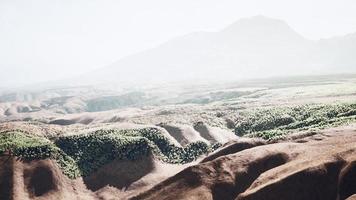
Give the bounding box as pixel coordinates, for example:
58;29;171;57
1;128;217;178
0;131;80;178
234;102;356;140
55;127;215;175
1;127;213;178
55;133;152;176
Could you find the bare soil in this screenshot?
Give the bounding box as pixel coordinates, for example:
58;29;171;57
1;125;356;200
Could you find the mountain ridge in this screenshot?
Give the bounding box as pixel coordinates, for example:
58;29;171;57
73;16;356;86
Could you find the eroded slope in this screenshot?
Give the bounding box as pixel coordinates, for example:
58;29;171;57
133;126;356;200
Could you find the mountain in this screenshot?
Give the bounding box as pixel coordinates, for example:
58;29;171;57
79;16;356;85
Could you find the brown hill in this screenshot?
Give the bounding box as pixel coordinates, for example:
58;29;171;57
1;125;356;200
132;126;356;200
0;157;95;200
0;154;190;200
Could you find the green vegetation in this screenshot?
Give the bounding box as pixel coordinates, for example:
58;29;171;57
0;128;217;178
86;92;147;112
0;130;80;178
182;91;253;104
3;101;356;178
55;128;218;176
234;102;356;140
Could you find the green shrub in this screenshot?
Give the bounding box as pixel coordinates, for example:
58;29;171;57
338;109;356;117
235;109;295;135
247;130;286;140
54;127;217;176
0;128;226;178
55;133;152;176
0;131;80;178
234;102;356;140
211;142;222;151
86;92;146;112
182;141;209;162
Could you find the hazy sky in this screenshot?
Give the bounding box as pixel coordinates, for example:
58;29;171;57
1;0;356;88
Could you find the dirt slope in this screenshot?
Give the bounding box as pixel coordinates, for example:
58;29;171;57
1;126;356;200
0;157;95;200
132;126;356;200
0;154;190;200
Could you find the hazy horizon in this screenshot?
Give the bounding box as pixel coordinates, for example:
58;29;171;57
1;0;356;88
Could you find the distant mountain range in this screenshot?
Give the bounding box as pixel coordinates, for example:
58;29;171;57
74;16;356;85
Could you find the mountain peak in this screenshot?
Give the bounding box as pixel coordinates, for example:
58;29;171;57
80;16;355;85
221;15;306;42
223;15;289;31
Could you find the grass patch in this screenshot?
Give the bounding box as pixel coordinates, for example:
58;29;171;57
0;128;218;178
86;92;147;112
234;102;356;140
0;131;80;178
55;128;218;176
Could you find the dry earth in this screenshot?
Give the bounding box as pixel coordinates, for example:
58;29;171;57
1;125;356;200
132;125;356;200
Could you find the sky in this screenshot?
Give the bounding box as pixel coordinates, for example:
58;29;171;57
0;0;356;88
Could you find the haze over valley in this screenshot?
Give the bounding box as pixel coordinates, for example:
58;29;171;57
81;16;356;85
1;1;356;200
